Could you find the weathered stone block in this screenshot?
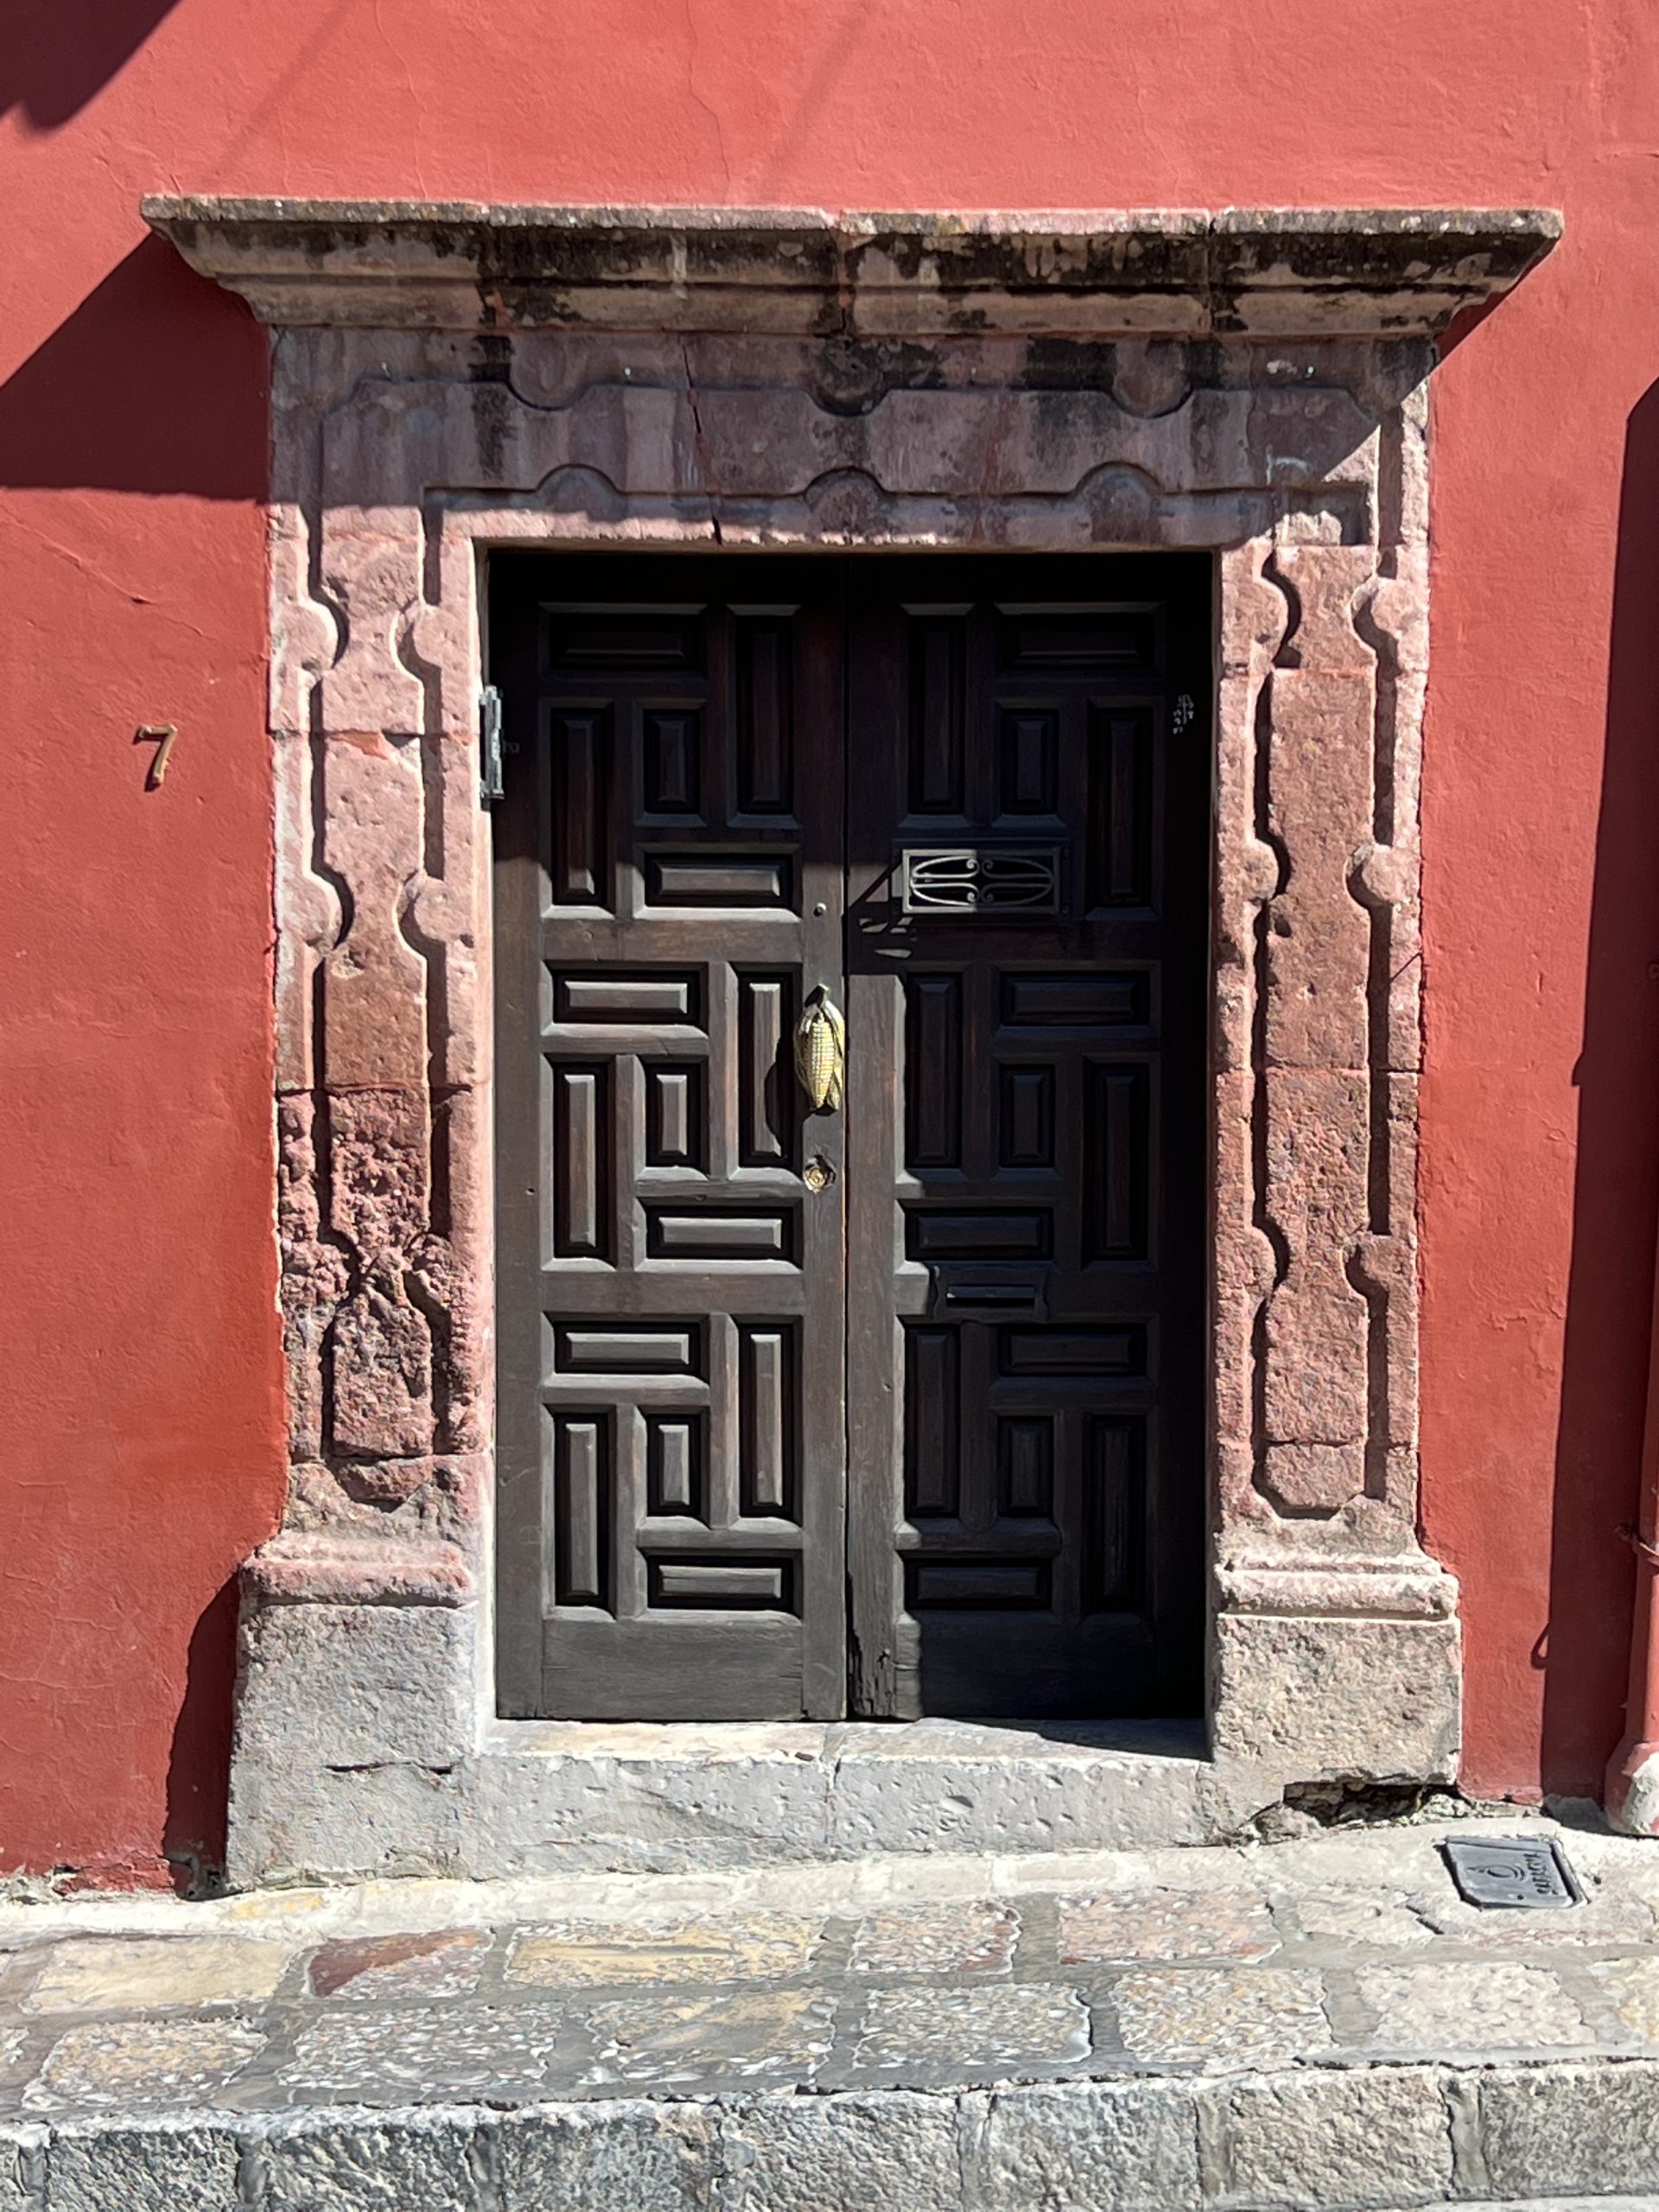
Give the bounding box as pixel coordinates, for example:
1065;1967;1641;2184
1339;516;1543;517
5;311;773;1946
829;1731;1217;1856
1479;2060;1659;2196
497;2099;715;2211
44;2121;242;2212
1211;1611;1459;1782
468;1740;836;1875
1224;2067;1455;2208
316;733;430;1084
968;2079;1204;2210
0;2126;43;2212
316;526;425;734
236;1600;476;1770
715;2094;959;2212
259;2109;486;2209
228;1754;475;1888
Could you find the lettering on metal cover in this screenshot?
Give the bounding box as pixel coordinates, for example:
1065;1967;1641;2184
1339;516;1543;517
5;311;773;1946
1441;1834;1580;1909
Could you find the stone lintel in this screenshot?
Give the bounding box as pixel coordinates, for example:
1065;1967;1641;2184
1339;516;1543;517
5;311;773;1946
141;198;1560;337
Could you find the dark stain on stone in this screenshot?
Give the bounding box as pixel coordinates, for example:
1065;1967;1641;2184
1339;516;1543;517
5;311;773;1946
804;339;949;416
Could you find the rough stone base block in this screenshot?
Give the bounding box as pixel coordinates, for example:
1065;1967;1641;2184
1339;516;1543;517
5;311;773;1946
1211;1611;1461;1782
234;1602;480;1771
226;1599;482;1888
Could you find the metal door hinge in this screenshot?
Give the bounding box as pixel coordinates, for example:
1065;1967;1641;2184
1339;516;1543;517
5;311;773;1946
479;685;505;805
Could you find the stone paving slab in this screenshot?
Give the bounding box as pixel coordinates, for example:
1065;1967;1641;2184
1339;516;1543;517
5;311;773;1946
2;1821;1659;2203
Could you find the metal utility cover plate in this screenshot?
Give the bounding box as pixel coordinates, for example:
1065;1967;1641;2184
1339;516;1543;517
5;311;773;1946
1442;1834;1580;1909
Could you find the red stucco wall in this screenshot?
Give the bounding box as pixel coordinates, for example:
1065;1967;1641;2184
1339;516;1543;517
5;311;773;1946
3;0;1656;1876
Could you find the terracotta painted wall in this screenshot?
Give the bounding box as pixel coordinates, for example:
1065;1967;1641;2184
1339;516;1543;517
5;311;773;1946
3;0;1656;1877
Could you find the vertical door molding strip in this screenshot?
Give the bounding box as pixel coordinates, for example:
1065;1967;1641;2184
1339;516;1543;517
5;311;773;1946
144;200;1560;1886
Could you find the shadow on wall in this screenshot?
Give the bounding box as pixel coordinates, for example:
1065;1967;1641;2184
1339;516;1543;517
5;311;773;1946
1541;378;1659;1798
0;234;264;497
0;0;184;126
162;1577;239;1892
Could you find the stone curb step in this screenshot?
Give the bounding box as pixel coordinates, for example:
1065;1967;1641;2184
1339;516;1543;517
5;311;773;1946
8;2057;1659;2210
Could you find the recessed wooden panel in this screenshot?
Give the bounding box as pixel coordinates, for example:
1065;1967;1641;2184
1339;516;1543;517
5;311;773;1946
549;607;701;667
650;1559;792;1609
999;1326;1145;1376
999;606;1158;668
644;709;701;814
998;1418;1053;1516
550;709;609;906
550;1414;608;1608
1000;709;1058;814
1088;708;1154;907
738;974;792;1166
736;618;794;813
1084;1064;1150;1261
999;1065;1055;1167
552;1065;608;1259
554;971;702;1025
644;853;792;907
647;1209;794;1261
555;1325;701;1374
906;1211;1051;1260
647;1414;703;1516
908;615;966;813
1084;1418;1145;1612
741;1325;796;1517
645;1064;703;1167
906;973;963;1168
908;1560;1051;1608
1000;971;1149;1027
904;1326;959;1517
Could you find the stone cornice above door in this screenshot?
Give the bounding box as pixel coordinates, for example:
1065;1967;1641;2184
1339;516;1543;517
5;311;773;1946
142;198;1560;338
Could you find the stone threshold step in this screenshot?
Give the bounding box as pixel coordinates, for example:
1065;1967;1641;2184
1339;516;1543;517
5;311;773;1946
259;1716;1239;1884
8;2059;1659;2211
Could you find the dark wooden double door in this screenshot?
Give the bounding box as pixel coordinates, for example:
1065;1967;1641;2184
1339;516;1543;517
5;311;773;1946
493;555;1209;1723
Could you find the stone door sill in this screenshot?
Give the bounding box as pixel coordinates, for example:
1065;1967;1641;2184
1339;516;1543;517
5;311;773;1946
465;1714;1256;1875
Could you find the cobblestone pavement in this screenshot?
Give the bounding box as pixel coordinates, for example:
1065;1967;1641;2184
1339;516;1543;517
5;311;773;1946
5;1818;1659;2206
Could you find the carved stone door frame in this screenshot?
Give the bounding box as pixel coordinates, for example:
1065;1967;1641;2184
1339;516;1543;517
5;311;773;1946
148;200;1559;1885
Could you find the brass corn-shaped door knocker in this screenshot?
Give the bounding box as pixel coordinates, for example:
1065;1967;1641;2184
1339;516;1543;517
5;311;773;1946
793;988;846;1112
